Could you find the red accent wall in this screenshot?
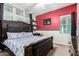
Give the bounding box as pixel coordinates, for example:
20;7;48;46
36;4;77;30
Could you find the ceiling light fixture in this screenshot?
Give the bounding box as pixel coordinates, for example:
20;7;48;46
36;3;52;7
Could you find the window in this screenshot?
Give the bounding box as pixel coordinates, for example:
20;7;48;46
3;3;29;23
16;8;23;16
15;8;25;21
24;12;30;23
43;18;51;25
25;12;29;20
60;14;71;33
4;4;13;20
25;12;28;17
4;4;13;13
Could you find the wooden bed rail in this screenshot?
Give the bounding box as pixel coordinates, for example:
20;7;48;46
24;36;53;56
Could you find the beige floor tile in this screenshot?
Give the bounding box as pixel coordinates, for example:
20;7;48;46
47;44;70;56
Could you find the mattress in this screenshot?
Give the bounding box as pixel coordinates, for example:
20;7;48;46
3;36;48;56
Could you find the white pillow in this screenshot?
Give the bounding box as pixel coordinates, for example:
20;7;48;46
21;32;33;37
7;32;33;39
7;32;22;39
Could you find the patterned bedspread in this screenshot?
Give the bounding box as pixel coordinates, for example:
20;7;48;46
3;36;48;56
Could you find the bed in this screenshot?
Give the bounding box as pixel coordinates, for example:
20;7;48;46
2;20;53;56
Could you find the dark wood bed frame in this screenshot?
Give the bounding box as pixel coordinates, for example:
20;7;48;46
2;20;53;56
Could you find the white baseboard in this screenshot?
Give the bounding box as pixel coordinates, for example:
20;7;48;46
53;41;70;47
0;49;2;52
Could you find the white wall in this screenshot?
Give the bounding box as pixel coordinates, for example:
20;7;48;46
34;30;71;45
77;4;79;36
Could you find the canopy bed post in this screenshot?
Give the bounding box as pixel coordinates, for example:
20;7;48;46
0;3;4;42
0;3;4;50
71;12;78;55
29;14;33;33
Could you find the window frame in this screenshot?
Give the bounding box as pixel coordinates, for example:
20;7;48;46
3;4;13;20
60;14;71;33
16;8;23;16
4;4;13;13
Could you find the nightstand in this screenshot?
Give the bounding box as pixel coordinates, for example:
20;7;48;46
0;43;6;51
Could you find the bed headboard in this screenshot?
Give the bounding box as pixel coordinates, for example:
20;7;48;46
2;20;31;32
2;20;31;42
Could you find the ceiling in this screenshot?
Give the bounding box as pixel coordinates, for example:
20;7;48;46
13;3;74;15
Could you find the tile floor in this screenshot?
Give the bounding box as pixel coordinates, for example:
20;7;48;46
47;44;70;56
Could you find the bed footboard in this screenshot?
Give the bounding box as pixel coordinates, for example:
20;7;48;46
25;36;53;56
24;45;33;56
